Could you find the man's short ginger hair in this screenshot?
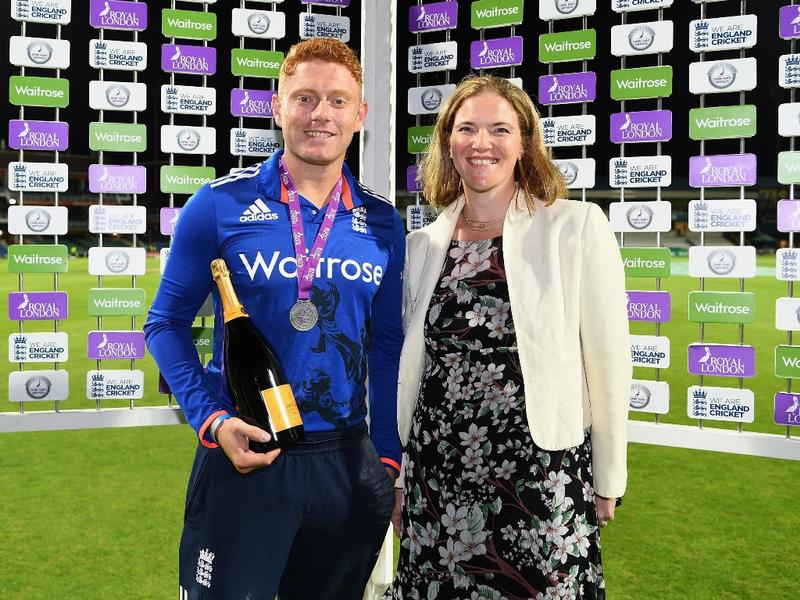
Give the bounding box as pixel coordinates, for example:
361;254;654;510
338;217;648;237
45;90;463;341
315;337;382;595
279;38;363;93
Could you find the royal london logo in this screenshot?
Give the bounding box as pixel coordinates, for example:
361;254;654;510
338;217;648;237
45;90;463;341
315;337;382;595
240;199;278;222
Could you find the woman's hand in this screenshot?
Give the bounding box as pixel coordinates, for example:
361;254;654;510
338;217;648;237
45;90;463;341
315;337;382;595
595;495;616;529
391;488;403;537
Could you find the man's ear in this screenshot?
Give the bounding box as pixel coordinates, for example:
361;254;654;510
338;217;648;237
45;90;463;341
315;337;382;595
272;93;283;127
354;101;368;132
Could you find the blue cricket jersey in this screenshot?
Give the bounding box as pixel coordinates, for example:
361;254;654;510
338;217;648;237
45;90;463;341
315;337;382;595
144;150;404;472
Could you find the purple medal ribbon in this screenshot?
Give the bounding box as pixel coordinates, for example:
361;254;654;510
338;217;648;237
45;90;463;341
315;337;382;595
278;155;343;330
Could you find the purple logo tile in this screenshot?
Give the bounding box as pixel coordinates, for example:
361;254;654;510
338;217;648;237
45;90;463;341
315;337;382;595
230;89;275;118
471;36;523;69
688;344;755;378
9;120;69;151
160;207;181;236
407;165;422;193
689;154;757;188
538;72;596;106
8;291;68;321
88;164;147;194
626;291;670;322
409;2;458;33
780;5;800;40
778;200;800;232
610;110;672;144
301;0;350;6
161;44;216;76
88;331;145;360
774;392;800;426
89;0;147;31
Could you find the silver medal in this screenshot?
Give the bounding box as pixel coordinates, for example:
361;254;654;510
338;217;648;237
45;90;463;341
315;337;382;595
289;300;318;331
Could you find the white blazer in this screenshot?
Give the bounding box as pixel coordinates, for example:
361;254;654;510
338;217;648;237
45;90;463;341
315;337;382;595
397;195;632;498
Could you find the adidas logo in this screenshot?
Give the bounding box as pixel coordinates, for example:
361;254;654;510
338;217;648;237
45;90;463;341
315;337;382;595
240;199;278;222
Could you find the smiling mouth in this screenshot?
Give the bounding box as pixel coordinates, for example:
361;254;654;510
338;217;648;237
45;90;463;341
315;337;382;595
467;158;497;165
306;131;334;139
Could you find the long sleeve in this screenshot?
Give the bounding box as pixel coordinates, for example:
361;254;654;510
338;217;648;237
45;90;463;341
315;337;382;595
143;185;229;447
367;214;406;474
580;203;632;498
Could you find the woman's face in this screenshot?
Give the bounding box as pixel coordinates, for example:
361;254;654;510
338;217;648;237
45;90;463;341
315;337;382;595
448;92;524;196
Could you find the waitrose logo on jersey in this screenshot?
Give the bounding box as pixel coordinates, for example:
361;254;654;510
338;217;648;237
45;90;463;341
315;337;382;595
239;251;384;286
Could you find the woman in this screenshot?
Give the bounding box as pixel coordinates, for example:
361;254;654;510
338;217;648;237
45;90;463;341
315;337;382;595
386;76;631;600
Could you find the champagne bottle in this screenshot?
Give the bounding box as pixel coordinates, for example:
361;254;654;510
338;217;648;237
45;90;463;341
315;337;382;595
210;258;305;452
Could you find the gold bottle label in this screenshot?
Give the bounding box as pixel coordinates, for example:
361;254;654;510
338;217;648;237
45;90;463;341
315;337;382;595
260;384;302;432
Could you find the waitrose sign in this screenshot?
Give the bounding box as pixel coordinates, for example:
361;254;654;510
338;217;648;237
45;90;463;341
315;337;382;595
471;0;523;29
620;248;671;278
688;291;755;324
689;105;756;140
539;29;596;63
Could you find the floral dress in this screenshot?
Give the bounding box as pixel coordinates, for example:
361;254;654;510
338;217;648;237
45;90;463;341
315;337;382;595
386;237;605;600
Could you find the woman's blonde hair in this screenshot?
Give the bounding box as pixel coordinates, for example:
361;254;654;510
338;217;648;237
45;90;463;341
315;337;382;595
420;75;567;210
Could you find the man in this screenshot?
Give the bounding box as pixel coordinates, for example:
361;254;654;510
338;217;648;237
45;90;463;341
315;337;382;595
145;38;403;599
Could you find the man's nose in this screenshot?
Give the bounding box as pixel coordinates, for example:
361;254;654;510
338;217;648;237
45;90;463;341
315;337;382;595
311;99;332;121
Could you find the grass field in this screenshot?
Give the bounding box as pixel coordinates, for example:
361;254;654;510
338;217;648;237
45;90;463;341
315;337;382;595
1;256;799;599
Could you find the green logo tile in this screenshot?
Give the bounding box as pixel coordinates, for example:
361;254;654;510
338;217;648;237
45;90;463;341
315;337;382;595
778;151;800;185
689;105;756;140
89;122;147;152
162;9;217;41
9;76;69;108
688;291;755;324
8;245;68;273
610;66;673;100
408;126;434;154
231;49;283;79
88;288;147;316
160;166;216;194
776;345;800;378
620;247;671;278
539;29;596;63
471;0;524;29
191;326;214;353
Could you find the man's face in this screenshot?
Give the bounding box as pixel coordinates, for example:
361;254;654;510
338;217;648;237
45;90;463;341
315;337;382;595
272;60;367;169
